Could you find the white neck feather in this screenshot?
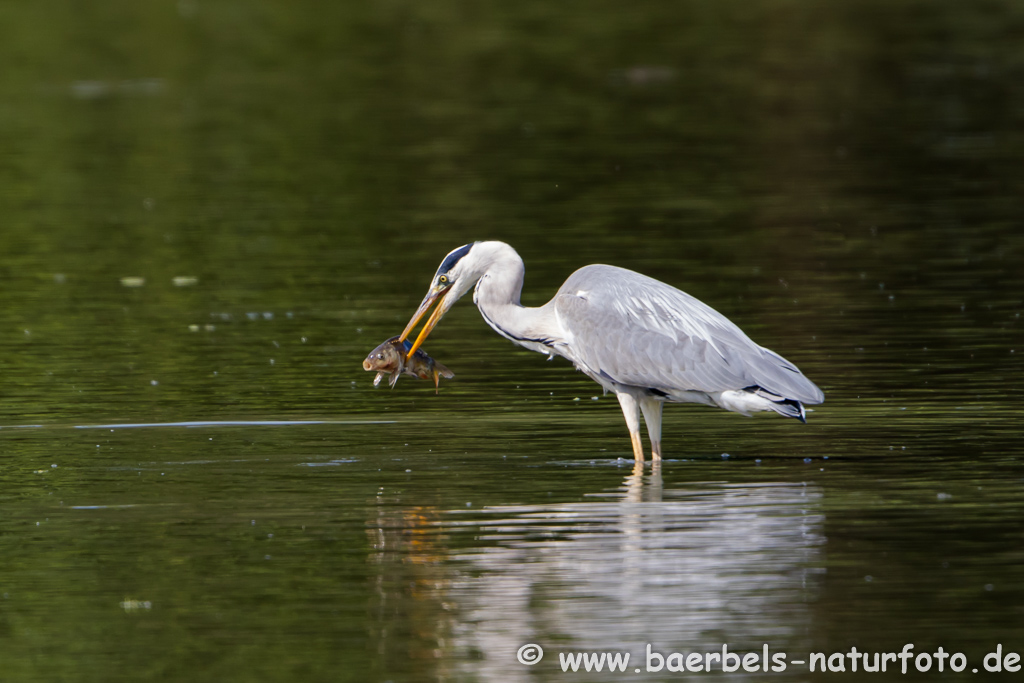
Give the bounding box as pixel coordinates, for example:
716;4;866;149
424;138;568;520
468;242;565;354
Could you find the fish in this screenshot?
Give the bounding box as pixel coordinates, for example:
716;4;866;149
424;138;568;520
362;336;454;393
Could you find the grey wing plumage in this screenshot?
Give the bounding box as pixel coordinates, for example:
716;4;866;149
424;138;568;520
554;265;823;404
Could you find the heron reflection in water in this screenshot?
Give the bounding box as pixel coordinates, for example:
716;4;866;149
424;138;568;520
401;241;823;461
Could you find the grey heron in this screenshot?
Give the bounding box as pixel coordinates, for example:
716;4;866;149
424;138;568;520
400;241;823;461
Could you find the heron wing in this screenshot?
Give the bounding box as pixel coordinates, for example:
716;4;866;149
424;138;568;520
553;265;823;404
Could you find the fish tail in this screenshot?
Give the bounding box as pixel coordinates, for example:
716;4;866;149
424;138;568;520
433;360;454;379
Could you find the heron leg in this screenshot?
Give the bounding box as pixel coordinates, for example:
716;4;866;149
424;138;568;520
616;392;645;462
639;397;663;461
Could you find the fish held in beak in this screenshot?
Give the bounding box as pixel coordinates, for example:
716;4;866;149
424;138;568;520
362;337;406;388
362;335;454;393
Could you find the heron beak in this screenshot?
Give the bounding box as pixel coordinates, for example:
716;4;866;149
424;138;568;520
400;286;451;358
399;291;438;343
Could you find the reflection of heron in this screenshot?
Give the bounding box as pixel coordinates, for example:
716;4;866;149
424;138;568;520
401;241;823;461
440;479;825;683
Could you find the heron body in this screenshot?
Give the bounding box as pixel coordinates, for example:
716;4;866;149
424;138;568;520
400;241;823;461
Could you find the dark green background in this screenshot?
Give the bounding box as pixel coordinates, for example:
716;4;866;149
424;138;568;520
0;1;1021;681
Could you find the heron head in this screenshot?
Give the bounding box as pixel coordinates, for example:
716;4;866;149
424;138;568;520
400;242;479;356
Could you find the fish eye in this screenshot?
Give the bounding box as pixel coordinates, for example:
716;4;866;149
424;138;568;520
376;353;384;359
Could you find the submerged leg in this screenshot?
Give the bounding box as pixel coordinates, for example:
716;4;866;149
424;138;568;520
616;392;645;462
639;397;664;461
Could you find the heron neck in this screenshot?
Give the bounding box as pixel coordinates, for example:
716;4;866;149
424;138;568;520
472;251;563;351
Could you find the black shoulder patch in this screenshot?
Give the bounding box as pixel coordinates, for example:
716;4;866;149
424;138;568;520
436;243;474;276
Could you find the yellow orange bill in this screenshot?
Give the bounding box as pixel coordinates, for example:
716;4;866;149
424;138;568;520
406;295;447;358
399;291;439;343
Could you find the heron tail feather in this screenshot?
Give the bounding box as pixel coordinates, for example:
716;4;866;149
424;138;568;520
766;397;807;423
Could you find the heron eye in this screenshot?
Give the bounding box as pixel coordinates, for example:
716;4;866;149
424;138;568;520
438;274;449;285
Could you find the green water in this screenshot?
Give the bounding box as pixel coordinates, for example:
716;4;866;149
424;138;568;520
1;1;1022;681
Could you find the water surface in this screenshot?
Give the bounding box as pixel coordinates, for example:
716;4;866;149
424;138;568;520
0;1;1021;681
